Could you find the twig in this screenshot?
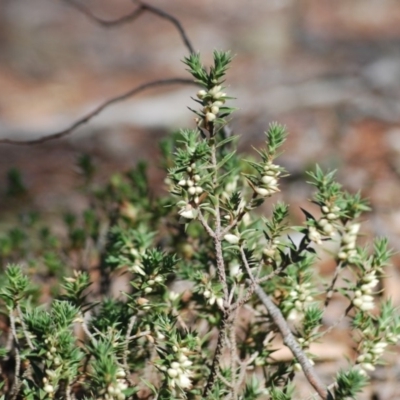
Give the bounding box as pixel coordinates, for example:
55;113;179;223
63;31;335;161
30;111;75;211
123;316;137;372
0;78;196;145
324;261;343;308
139;2;195;54
81;315;97;344
252;285;328;399
127;330;151;341
240;249;328;400
9;311;21;400
63;0;144;27
198;211;216;239
203;311;229;397
16;304;35;350
320;302;353;337
63;0;194;54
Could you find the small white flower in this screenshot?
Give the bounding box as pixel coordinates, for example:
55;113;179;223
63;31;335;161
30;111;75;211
178;179;186;186
353;298;363;308
188;187;196;195
213;91;226;99
197;90;207;99
169;291;180;301
348;223;361;235
206;112;216;122
224;233;240;245
211;105;219;114
179;205;198;220
216;297;224;309
360;301;374;311
308;226;322;244
43;384;55;394
361;362;375;371
322;223;334;235
168;368;178;378
208;85;222;95
261;175;278;186
177;372;192;389
255;187;271;197
132;265;145;275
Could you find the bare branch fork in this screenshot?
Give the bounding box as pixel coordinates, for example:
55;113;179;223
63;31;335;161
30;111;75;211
63;0;194;54
0;0;196;145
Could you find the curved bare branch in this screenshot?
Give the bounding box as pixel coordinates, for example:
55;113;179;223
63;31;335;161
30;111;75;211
0;78;196;145
63;0;195;54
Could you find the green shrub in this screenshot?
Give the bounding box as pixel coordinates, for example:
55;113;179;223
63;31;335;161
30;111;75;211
0;52;399;400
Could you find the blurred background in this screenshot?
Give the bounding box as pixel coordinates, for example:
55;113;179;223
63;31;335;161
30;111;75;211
1;0;400;396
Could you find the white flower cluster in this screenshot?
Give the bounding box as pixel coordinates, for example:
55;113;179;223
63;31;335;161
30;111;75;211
357;341;388;374
263;238;280;263
166;351;193;390
42;369;58;396
197;85;226;123
98;369;128;400
307;226;322;245
255;162;281;197
352;269;378;312
284;282;313;321
178;168;204;206
317;217;336;237
177;200;198;220
321;204;341;222
338;223;360;261
203;288;224;309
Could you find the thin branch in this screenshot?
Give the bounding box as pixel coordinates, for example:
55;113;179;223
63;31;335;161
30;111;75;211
0;78;195;145
81;315;97;344
16;304;35;350
9;311;21;400
240;248;328;400
123;316;137;373
203;311;230;397
198;211;216;239
63;0;144;27
140;2;195;54
320;302;354;337
324;261;343;308
127;330;151;341
252;284;328;400
63;0;194;54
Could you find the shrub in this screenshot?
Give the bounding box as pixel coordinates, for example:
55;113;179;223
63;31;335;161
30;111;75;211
0;52;399;400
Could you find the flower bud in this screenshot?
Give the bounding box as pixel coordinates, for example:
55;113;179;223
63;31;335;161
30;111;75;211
255;187;271;197
168;368;178;378
261;175;278;186
197;90;207;99
211;106;219;114
188;187;196;195
206;112;216;122
44;384;55;394
224;234;240;244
